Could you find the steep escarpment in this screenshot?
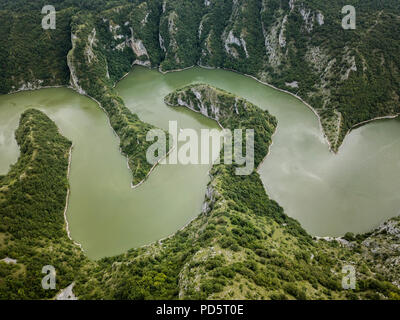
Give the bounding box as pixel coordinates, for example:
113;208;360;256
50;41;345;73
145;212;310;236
193;0;400;151
158;0;204;70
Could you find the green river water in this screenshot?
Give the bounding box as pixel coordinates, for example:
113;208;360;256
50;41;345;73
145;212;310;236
1;66;400;259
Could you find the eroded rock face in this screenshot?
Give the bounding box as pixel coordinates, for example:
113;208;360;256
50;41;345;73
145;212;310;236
316;12;324;26
278;16;288;48
128;27;151;67
1;257;17;264
67;33;86;95
285;81;299;89
85;28;98;64
56;283;78;300
11;80;44;93
360;218;400;288
165;84;230;123
224;30;249;59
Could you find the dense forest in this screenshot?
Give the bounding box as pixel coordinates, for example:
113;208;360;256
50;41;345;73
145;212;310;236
0;0;400;300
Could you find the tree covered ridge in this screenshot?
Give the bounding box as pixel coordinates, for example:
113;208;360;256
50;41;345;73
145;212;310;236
0;109;91;299
67;8;171;186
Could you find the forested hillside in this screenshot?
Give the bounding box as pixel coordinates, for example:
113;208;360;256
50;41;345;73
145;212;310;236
0;8;74;93
164;83;277;166
1;0;399;150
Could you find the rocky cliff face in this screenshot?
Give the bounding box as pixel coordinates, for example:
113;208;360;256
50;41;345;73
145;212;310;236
358;217;400;289
165;83;233;121
165;83;278;166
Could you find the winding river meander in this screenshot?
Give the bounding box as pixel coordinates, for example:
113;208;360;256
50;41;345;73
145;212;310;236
1;66;400;259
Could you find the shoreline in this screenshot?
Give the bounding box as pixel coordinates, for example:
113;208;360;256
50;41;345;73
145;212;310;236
256;122;279;172
346;113;400;134
239;72;335;153
156;63;335;151
158;64;400;155
63;145;84;251
199;65;399;153
83;91;176;191
7;84;69;95
130;144;177;190
158;65;195;75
